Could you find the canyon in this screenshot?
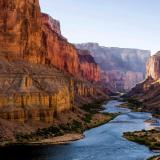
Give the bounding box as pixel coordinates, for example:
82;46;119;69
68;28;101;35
76;43;151;92
127;51;160;115
0;0;154;147
0;0;107;143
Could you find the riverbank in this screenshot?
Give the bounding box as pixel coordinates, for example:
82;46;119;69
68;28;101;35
0;99;119;147
121;97;160;118
0;100;157;160
147;155;160;160
124;129;160;151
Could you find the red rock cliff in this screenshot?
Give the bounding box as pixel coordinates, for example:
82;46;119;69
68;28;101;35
41;13;100;81
78;49;100;82
42;13;61;36
42;15;80;75
0;1;101;82
0;0;46;63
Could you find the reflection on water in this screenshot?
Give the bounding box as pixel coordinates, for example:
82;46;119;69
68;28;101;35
0;100;159;160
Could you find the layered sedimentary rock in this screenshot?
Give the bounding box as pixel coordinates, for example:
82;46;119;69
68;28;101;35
0;0;46;63
128;52;160;114
42;13;61;36
0;60;74;123
78;49;100;82
146;51;160;80
76;43;151;92
0;0;105;126
41;14;100;81
0;0;101;82
42;14;80;76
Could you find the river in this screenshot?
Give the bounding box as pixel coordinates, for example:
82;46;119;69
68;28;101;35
0;100;159;160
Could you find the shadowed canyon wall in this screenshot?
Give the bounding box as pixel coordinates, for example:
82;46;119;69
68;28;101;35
128;51;160;114
78;49;100;82
76;43;151;92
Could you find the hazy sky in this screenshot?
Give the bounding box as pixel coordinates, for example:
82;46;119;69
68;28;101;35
40;0;160;54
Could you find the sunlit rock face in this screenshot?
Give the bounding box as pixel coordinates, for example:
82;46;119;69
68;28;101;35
146;52;160;80
42;16;80;76
0;0;106;125
127;51;160;114
0;60;74;123
0;0;46;63
76;43;151;92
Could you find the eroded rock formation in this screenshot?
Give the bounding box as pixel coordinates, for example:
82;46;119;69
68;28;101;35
0;0;46;63
146;52;160;80
0;0;104;128
127;51;160;114
78;49;100;82
76;43;151;92
41;13;101;81
42;13;61;36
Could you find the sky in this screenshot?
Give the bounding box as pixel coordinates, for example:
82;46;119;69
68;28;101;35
40;0;160;54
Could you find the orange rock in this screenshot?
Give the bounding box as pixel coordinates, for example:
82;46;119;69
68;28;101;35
0;0;46;63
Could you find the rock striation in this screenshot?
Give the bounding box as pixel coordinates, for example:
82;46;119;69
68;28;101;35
76;43;151;92
0;0;46;63
0;1;100;83
0;0;105;137
146;51;160;80
78;49;100;82
42;13;61;36
127;51;160;114
41;13;101;82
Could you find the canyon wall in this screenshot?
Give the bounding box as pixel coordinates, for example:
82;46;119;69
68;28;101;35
0;0;100;82
42;13;61;36
0;0;46;63
127;51;160;114
78;49;100;82
41;13;100;82
146;51;160;80
0;0;105;126
76;43;151;92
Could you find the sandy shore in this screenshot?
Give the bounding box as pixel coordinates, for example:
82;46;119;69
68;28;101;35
23;133;85;145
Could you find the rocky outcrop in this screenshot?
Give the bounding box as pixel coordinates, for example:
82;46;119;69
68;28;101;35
42;13;61;36
0;0;106;126
127;51;160;114
42;15;80;76
41;14;100;82
78;50;100;82
146;52;160;80
0;0;46;63
76;43;151;92
0;60;74;123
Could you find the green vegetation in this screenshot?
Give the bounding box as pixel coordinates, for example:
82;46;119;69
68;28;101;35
124;129;160;150
122;97;144;112
81;99;105;114
15;99;119;144
147;155;160;160
16;120;84;143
